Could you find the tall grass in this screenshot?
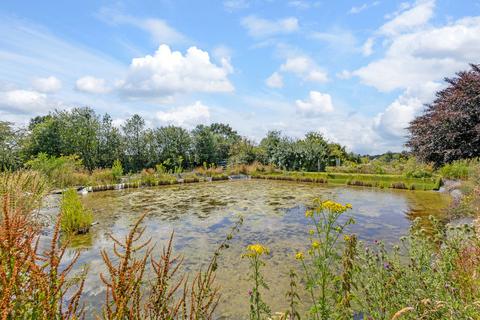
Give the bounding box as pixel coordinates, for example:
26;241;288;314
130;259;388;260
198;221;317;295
60;188;93;235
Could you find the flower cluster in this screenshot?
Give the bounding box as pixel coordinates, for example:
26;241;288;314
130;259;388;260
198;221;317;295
243;244;270;257
320;200;352;213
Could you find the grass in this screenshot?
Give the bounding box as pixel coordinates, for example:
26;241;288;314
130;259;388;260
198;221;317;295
251;171;442;191
60;188;93;235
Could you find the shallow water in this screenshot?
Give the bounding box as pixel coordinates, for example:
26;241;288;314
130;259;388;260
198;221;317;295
56;179;449;319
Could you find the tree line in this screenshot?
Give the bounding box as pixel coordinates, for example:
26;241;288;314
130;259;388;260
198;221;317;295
0;109;360;173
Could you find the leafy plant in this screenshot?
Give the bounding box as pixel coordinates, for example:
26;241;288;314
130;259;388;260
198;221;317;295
243;244;271;320
60;188;93;235
111;159;124;182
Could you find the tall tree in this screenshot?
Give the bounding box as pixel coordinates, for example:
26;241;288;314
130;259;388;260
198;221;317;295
97;114;123;168
122;114;147;172
0;122;25;170
153;126;192;169
407;64;480;166
192;125;217;166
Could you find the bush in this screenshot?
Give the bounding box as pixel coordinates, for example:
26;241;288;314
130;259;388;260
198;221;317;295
402;157;434;178
111;159;123;182
440;159;476;180
26;153;83;188
60;188;93;235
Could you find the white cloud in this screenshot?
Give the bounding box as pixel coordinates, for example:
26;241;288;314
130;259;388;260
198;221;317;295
280;55;328;83
76;76;110;94
266;72;284;88
362;37;375;56
0;89;50;114
97;8;186;44
223;0;250;11
156;101;210;127
120;44;234;97
31;76;62;93
336;70;352;79
374;82;442;138
288;1;321;9
349;1;380;14
354;16;480;91
379;0;435;36
295;91;334;116
241;15;299;38
310;29;357;52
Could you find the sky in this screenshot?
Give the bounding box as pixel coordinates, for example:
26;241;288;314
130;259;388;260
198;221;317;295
0;0;478;154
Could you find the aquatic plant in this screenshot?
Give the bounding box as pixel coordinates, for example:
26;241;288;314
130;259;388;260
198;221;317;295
60;188;93;235
243;243;271;320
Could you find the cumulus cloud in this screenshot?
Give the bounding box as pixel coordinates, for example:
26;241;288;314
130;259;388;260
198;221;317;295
379;0;435;36
362;37;375;56
156;101;210;127
0;89;50;114
295;91;334;116
241;15;299;38
119;44;234;97
32;76;62;93
76;76;110;94
265;72;284;88
354;16;480;92
280;55;328;83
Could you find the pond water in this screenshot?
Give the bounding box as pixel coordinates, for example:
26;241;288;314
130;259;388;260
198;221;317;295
54;179;449;319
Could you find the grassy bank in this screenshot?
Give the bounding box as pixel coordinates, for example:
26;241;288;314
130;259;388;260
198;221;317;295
251;171;442;190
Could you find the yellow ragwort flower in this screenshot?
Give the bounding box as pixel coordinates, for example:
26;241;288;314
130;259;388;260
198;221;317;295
295;252;304;260
245;244;270;257
309;229;315;236
311;240;320;249
319;200;352;213
305;209;314;218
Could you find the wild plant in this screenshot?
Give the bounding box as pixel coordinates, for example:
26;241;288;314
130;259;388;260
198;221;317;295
295;199;354;320
0;172;86;319
145;232;185;319
100;213;152;320
60;188;93;235
281;269;301;320
112;159;124;182
242;244;271;320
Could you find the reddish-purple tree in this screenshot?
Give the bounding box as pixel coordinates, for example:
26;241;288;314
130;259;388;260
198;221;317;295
407;64;480;166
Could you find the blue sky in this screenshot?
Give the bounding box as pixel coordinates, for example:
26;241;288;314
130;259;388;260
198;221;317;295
0;0;478;154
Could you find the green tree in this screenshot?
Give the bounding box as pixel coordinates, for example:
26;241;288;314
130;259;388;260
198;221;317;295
192;125;217;166
97;114;123;168
153;126;192;170
122;114;147;172
0;122;25;170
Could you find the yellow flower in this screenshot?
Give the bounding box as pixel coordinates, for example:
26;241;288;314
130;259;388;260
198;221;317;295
309;229;315;236
319;200;352;213
311;241;320;249
244;244;269;257
305;209;314;218
295;252;304;260
344;235;351;242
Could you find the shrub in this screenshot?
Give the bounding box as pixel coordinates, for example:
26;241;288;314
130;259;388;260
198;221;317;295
440;159;476;180
60;188;93;235
26;153;83;188
111;159;123;182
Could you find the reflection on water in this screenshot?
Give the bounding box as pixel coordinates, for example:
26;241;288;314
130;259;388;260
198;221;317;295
56;180;449;319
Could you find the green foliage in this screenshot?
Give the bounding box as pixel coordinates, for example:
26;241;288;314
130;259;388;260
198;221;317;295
60;188;93;235
0;121;25;171
26;153;83;188
243;244;271;320
111;159;123;182
439;159;476;180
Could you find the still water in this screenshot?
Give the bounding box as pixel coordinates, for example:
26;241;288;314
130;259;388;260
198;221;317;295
57;179;449;318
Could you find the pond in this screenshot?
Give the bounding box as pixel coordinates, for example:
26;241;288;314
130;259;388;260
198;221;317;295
54;179;450;319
